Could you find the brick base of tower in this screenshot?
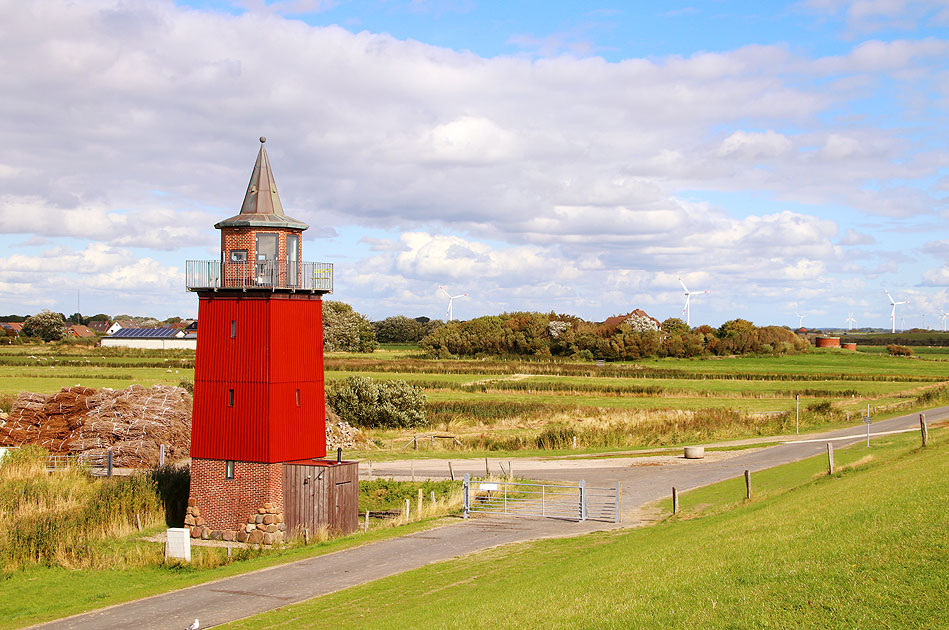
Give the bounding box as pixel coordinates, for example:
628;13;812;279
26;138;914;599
187;458;286;543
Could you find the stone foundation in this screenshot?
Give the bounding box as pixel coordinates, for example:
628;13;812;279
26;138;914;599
185;499;286;545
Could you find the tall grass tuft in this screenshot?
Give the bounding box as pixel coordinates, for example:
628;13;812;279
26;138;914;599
0;446;164;569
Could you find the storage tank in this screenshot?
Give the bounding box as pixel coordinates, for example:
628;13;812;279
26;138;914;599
816;337;841;348
841;342;858;351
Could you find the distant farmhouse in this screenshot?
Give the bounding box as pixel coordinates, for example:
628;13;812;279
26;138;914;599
601;309;662;333
87;320;112;334
1;322;23;337
66;324;96;338
101;327;196;350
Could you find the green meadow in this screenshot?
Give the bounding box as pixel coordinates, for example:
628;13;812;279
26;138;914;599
222;430;948;630
2;345;947;455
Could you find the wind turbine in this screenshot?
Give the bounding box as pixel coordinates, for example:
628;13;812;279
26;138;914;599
884;289;909;334
940;310;948;332
677;276;710;327
796;313;807;329
845;312;856;330
439;286;468;322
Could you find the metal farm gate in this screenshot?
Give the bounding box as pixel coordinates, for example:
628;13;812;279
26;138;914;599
462;475;621;523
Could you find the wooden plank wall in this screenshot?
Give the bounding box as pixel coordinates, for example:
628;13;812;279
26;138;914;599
283;461;358;535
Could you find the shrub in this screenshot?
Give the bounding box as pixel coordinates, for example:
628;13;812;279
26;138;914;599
21;310;65;342
806;400;833;414
323;301;378;353
327;376;426;428
887;344;914;357
374;316;426;343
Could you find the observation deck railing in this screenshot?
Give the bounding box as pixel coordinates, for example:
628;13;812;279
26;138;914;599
185;260;333;293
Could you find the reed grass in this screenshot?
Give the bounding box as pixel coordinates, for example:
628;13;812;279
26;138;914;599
0;446;165;569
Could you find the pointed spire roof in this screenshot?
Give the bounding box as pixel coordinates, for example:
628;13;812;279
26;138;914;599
215;137;309;230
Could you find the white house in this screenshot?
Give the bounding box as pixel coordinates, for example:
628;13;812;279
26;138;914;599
101;327;196;350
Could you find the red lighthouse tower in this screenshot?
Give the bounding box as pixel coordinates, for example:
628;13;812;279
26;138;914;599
185;137;357;543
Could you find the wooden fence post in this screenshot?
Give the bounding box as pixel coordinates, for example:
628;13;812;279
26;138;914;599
430;490;436;508
508;460;513;480
744;469;752;499
672;487;679;515
484;458;490;477
411;461;415;482
364;509;369;533
920;413;929;447
826;442;835;475
417;488;423;520
448;460;454;481
404;498;410;524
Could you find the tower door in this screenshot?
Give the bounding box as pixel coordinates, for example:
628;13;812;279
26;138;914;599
255;233;278;286
286;234;299;287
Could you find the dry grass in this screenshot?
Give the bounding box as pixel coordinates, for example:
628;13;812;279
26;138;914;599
0;445;165;569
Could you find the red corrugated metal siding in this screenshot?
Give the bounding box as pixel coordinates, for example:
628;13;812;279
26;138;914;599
191;382;270;461
191;293;325;462
268;296;325;459
266;383;324;460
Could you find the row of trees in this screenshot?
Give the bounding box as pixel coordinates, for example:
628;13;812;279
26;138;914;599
419;312;810;360
12;303;807;361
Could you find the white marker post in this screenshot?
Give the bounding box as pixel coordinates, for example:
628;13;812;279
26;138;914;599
864;413;872;447
796;395;800;434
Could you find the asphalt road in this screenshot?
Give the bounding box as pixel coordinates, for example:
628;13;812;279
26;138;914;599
33;407;944;630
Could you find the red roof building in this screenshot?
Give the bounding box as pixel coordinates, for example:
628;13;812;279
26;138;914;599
66;325;96;338
87;320;112;333
1;322;23;336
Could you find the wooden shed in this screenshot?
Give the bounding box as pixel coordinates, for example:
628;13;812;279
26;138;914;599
283;459;359;535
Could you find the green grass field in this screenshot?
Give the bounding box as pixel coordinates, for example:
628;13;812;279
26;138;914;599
221;430;948;629
3;345;947;455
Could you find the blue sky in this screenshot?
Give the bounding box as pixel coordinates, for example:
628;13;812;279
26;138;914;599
0;0;947;329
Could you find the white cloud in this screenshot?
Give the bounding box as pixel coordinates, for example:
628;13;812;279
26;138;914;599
718;130;792;159
839;228;876;245
821;134;863;159
0;1;944;322
921;265;949;286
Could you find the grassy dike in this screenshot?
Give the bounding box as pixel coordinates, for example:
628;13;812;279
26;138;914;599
222;431;948;629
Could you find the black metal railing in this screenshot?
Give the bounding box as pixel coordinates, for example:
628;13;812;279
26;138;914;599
185;260;333;292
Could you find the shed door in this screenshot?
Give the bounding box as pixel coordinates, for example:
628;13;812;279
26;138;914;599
334;480;352;529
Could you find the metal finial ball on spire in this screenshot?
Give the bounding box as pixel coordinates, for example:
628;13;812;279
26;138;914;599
259;136;267;143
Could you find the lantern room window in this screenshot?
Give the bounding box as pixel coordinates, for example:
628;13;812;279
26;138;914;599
228;389;234;406
225;460;235;479
231;320;237;338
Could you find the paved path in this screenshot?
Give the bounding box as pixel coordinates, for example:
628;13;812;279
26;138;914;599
35;407;944;630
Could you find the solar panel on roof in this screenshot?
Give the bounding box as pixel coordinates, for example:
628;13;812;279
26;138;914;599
110;327;179;338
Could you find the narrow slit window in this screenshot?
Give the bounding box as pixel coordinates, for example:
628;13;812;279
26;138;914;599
225;460;235;479
228;388;234;406
230;320;236;338
295;389;300;406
